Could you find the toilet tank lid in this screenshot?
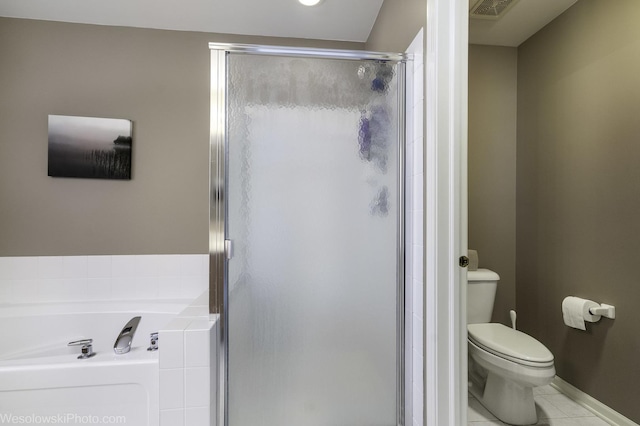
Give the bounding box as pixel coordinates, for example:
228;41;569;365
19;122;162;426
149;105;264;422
467;268;500;282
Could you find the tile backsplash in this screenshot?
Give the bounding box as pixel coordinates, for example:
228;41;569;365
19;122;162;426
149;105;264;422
0;254;208;304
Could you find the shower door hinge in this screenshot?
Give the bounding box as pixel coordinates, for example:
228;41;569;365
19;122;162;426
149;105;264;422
224;239;233;260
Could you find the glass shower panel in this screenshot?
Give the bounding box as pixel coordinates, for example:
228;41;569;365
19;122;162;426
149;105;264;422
226;53;400;426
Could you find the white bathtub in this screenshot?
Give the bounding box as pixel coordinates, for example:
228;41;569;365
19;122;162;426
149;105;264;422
0;300;192;426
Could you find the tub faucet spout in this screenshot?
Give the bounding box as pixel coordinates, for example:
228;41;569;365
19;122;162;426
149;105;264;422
113;316;141;354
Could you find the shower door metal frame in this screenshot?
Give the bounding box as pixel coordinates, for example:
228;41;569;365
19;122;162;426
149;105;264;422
209;43;407;426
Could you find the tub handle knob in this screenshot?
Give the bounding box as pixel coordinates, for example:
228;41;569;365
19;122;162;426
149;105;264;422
68;338;93;346
68;339;96;359
147;332;159;351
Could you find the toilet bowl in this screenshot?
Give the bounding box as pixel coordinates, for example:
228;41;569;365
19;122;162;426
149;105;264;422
467;269;556;425
468;323;555;425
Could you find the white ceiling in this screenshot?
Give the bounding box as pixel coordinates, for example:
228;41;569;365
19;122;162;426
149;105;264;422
469;0;578;47
0;0;577;46
0;0;384;42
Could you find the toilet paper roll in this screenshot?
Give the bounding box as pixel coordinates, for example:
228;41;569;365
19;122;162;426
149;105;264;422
562;296;601;330
468;250;479;271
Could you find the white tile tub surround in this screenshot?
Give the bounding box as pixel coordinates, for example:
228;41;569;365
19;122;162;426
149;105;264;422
160;292;218;426
406;28;425;426
0;254;208;304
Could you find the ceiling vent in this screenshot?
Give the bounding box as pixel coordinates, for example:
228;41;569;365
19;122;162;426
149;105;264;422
470;0;520;20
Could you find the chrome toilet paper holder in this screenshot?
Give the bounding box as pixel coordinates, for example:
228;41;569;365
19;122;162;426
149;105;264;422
588;303;616;319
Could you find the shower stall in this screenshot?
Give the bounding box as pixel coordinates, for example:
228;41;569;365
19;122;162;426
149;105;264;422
209;44;407;426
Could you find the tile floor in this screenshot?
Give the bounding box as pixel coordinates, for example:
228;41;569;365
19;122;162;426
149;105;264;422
468;384;611;425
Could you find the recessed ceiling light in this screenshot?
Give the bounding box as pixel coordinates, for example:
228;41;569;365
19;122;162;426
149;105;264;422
299;0;322;6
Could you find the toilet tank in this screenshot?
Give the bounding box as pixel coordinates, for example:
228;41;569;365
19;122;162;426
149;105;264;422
467;268;500;324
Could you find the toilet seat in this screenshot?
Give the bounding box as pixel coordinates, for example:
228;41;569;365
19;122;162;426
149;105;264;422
468;323;554;368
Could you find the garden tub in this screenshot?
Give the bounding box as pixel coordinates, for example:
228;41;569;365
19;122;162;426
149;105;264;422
0;300;192;426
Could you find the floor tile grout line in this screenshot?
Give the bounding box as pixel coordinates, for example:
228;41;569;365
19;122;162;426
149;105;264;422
469;388;608;425
538;393;597;418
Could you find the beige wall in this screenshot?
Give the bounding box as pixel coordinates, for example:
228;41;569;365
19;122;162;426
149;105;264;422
0;18;362;257
516;0;640;421
365;0;425;52
468;45;517;327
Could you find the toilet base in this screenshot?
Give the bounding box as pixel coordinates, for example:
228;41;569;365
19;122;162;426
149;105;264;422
477;372;537;425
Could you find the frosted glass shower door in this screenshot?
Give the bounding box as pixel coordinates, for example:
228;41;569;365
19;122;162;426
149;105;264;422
226;53;402;426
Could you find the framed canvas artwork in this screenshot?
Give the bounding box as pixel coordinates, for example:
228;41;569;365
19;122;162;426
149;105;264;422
48;115;132;180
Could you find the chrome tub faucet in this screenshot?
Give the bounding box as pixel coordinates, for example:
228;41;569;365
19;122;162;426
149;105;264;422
113;316;141;354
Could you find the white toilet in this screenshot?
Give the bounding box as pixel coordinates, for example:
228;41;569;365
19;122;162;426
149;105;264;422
467;269;555;425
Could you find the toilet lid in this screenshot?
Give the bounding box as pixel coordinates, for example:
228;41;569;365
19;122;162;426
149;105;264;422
468;323;554;366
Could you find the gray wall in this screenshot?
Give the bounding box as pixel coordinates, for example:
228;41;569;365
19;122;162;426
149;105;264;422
0;17;362;257
366;4;426;426
468;45;517;327
365;0;425;52
516;0;640;421
370;2;518;329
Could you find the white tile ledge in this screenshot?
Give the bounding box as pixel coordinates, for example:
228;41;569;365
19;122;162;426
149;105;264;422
159;291;218;426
